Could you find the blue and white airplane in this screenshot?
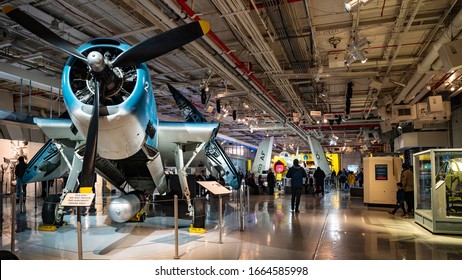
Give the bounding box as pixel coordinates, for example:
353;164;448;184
1;5;238;225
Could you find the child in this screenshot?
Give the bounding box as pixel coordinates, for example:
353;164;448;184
388;182;408;217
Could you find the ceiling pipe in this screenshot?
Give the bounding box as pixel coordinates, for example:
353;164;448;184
134;0;286;123
403;72;435;104
168;0;315;144
273;71;378;79
172;0;287;115
394;7;462;104
384;0;422;78
301;123;380;130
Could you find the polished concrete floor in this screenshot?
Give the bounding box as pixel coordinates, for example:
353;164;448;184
1;188;462;260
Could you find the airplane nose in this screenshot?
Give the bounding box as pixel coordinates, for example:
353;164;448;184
87;51;105;72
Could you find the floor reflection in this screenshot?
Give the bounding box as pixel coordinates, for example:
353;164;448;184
1;190;462;260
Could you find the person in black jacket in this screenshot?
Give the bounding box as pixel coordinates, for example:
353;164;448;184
388;182;408;217
266;168;276;195
14;156;27;203
313;167;326;196
286;159;307;213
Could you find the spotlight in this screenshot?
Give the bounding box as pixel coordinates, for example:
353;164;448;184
345;0;372;13
357;52;367;63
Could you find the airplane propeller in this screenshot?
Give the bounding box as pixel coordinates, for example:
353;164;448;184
79;80;99;189
2;4;211;190
2;5;88;62
111;21;210;67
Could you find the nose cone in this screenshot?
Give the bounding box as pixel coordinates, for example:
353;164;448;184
87;51;105;72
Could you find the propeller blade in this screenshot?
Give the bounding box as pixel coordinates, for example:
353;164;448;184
79;81;99;189
2;5;87;62
112;20;210;68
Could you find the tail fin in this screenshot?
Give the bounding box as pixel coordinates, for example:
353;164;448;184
308;136;330;175
251;136;274;177
167;84;239;189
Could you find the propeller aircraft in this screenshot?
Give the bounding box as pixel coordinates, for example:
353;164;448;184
1;5;239;225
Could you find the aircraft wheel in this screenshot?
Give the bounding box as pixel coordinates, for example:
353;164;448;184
42;194;62;225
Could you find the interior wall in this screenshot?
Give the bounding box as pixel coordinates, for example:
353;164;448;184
451;105;462;148
340;151;362;172
0;92;14;110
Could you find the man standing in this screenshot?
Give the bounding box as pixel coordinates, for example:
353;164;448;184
286;159;307;213
401;163;414;215
357;168;364;188
14;156;27;203
266;168;276;195
313;166;326;196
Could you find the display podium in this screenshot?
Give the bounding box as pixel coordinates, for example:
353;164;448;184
413;149;462;234
196;181;231;243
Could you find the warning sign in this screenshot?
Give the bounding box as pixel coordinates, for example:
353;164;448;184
62;193;95;207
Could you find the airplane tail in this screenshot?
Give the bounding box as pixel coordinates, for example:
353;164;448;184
167;84;239;189
251;136;274;177
308;136;330;175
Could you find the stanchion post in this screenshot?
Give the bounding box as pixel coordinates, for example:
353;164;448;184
247;185;251;222
239;183;245;231
11;192;16;253
219;195;223;244
77;207;82;260
34;182;37;209
19;182;24;214
174;194;179;259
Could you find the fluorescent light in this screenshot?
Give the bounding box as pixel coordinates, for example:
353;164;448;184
345;0;372;13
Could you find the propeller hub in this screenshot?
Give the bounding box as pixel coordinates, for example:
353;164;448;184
87;51;106;72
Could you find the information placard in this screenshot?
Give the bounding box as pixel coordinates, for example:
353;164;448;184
197;181;232;195
375;164;388;180
61;193;95;207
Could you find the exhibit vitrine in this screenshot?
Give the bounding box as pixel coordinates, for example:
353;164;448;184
413;149;462;234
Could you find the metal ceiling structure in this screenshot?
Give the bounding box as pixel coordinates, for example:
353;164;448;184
1;0;462;154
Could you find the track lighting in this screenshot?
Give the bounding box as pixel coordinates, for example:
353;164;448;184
345;0;372;13
345;32;369;66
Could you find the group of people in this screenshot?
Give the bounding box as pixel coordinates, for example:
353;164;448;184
244;168;276;195
331;168;364;192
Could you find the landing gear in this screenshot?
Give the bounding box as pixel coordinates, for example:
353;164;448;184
42;194;64;225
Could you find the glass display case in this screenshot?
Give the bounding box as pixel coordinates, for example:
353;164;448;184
413;149;462;234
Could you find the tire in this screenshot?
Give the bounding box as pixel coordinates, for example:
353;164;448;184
42;194;62;225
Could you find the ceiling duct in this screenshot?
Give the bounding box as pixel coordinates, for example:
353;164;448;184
395;7;462;104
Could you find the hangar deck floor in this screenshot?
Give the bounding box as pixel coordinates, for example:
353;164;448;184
1;189;462;260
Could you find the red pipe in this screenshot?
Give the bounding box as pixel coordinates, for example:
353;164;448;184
175;0;287;114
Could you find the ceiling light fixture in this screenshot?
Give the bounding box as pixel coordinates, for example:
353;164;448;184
345;0;372;13
345;32;369;66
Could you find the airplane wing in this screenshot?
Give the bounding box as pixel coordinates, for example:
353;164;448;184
0;109;85;184
156;121;220;167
